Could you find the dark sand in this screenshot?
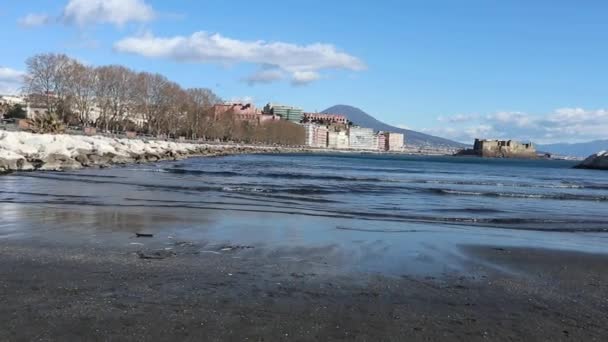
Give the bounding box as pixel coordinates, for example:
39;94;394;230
1;240;607;341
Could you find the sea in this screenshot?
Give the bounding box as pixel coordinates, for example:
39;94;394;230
2;153;608;275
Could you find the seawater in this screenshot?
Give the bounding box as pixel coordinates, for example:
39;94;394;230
2;153;607;274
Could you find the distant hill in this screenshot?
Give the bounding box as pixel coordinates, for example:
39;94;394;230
537;140;608;158
322;105;466;148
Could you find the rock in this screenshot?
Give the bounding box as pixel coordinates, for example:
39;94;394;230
575;151;608;170
0;130;296;174
0;149;34;172
38;153;82;171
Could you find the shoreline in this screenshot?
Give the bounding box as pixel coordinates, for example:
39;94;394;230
0;130;462;174
0;130;305;174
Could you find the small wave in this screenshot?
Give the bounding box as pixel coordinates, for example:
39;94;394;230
336;226;423;233
166;168;240;177
222;186;270;193
421;180;587;189
165;168;391;183
431;188;608;202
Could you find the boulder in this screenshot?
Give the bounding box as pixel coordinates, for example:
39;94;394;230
575;151;608;170
0;149;34;172
38;153;82;171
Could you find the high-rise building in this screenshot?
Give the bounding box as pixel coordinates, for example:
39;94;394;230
348;126;375;150
263;103;303;123
385;132;405;151
304;124;329;148
327;130;349;149
375;132;387;151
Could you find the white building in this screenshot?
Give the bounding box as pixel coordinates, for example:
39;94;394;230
0;95;26;106
303;124;328;148
348;126;375;150
327;130;349;149
386;132;405;151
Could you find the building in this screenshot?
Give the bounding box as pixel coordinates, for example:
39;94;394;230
303;113;348;125
472;139;536;158
327;130;349;149
374;132;387;151
212;103;259;120
304;124;329;148
263;103;303;123
348;126;375;150
209;102;280;124
0;95;26;106
385;132;404;151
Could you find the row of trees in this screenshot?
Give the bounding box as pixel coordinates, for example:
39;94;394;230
22;53;304;145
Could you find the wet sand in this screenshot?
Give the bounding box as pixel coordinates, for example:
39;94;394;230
1;240;607;341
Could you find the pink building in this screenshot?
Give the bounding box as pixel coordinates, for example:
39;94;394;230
376;132;387;151
259;114;281;123
212;103;283;124
212;103;259;120
303;113;348;125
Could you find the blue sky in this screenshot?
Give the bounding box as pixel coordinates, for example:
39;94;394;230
1;0;607;143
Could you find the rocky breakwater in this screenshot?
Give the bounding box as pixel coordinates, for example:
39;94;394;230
575;151;608;170
0;131;283;173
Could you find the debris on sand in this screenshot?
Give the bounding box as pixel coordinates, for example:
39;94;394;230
219;245;255;252
136;233;154;238
136;250;176;260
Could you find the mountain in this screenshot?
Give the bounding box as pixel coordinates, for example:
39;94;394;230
537;140;608;158
322;105;466;148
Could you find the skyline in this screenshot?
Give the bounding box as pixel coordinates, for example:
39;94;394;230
1;0;607;143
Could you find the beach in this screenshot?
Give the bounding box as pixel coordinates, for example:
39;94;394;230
1;152;607;340
2;240;607;341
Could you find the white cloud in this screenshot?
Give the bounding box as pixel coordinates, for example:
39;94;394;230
437;113;479;123
244;68;285;85
422;124;500;143
487;111;534;128
114;31;365;85
291;71;321;85
18;13;50;28
427;108;608;144
0;67;25;95
63;0;155;27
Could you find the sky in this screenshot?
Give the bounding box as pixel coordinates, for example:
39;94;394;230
1;0;607;144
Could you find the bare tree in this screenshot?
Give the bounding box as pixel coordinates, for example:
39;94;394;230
94;65;135;132
185;88;221;139
24;53;75;120
67;62;96;126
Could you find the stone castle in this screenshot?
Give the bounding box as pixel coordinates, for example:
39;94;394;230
472;139;536;158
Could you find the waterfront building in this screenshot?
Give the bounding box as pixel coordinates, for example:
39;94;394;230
385;132;405;151
263;103;303;123
210;103;280;123
472;139;536;158
327;130;349;149
348;126;375;150
0;95;26;106
212;103;259;120
375;132;387;151
304;124;329;148
303;113;348;125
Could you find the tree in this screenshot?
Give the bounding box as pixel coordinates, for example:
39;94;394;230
94;65;136;132
24;53;75;120
185;88;221;139
66;62;96;126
